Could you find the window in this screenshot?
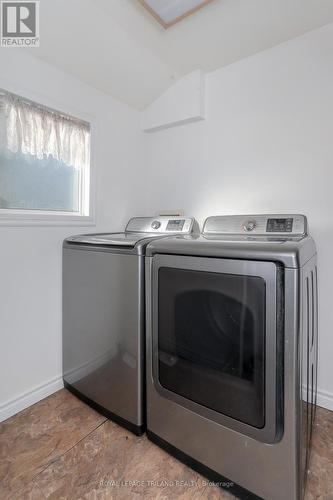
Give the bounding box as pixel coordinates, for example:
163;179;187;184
0;89;91;223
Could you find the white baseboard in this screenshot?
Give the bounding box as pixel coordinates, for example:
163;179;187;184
0;375;64;423
317;388;333;412
302;386;333;412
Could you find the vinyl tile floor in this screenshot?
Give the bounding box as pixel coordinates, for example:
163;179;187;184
0;389;332;499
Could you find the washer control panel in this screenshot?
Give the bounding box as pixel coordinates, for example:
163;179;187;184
126;216;194;234
203;214;307;237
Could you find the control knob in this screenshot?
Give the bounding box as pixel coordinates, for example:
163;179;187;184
151;220;161;229
243;220;256;232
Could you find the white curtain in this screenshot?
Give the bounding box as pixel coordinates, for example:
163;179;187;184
0;91;90;170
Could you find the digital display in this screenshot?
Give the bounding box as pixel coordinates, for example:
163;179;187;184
266;218;293;232
166;219;185;231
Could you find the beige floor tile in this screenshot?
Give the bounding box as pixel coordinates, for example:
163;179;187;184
1;389;332;499
7;481;45;500
305;407;333;500
0;389;105;498
33;419;233;499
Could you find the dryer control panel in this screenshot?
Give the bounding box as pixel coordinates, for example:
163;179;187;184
203;214;307;237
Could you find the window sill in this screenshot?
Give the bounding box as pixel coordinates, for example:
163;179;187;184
0;210;96;227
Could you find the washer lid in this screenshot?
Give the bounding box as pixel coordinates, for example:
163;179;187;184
64;231;168;255
65;232;154;247
65;216;197;249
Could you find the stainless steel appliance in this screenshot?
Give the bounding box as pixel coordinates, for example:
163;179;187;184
62;216;196;435
145;214;318;499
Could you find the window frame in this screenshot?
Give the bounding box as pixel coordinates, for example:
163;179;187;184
0;84;96;226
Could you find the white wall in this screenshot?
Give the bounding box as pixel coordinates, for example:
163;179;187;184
143;24;333;410
0;50;145;420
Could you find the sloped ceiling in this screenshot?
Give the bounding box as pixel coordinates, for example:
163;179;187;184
27;0;333;109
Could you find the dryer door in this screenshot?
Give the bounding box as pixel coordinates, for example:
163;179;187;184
150;254;283;443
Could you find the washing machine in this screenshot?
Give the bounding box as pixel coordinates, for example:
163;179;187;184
62;216;196;436
145;214;318;499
